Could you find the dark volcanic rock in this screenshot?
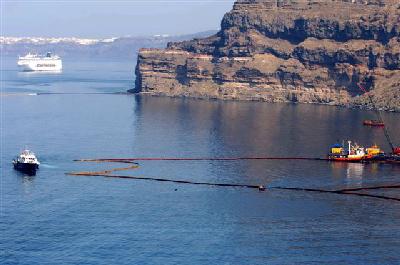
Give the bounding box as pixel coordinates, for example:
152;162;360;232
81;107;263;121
135;0;400;111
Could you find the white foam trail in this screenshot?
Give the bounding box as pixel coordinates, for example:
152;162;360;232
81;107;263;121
40;164;58;169
0;92;38;97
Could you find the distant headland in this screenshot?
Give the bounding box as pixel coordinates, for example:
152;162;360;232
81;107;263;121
134;0;400;112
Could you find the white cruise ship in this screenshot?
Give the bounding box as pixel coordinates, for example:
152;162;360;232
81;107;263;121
17;52;62;71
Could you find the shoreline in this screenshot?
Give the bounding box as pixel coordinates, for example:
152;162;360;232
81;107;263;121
128;90;400;113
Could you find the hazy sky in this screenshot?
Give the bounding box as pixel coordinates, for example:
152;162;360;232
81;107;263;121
1;0;235;38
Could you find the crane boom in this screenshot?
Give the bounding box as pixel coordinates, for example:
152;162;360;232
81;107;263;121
357;83;396;152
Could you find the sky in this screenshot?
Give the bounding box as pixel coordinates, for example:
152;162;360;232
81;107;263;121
1;0;235;38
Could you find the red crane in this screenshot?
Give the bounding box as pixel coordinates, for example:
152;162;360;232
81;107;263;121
357;83;400;155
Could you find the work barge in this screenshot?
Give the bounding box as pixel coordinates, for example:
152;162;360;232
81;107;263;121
328;141;400;164
327;83;400;164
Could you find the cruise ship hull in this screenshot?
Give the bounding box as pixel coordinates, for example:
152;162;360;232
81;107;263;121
19;60;62;72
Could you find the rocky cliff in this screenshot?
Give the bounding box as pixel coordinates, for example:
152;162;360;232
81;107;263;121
134;0;400;111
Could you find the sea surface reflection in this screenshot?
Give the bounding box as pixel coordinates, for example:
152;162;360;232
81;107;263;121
2;57;400;265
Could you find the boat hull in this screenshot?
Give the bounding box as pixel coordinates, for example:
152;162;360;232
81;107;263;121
328;157;363;162
363;120;384;127
370;154;400;163
13;162;39;175
328;153;365;162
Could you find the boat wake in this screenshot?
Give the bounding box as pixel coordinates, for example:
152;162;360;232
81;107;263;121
0;92;38;97
40;164;58;169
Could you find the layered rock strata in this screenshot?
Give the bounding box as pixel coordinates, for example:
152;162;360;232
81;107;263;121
134;0;400;111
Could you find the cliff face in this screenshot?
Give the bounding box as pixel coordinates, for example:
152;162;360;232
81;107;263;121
135;0;400;111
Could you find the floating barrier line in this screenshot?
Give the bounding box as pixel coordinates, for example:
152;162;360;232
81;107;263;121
74;157;329;162
332;184;400;192
74;164;139;175
97;164;139;174
272;186;400;202
66;172;400;202
68;159;400;202
66;172;261;189
74;157;400;165
73;159;139;164
338;192;400;202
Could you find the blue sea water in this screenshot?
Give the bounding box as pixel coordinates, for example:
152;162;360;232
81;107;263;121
1;57;400;264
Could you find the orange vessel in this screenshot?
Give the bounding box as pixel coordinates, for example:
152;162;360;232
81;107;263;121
394;147;400;155
328;141;385;162
363;120;385;127
328;141;366;162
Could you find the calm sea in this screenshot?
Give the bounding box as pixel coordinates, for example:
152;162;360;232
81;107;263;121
1;57;400;265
